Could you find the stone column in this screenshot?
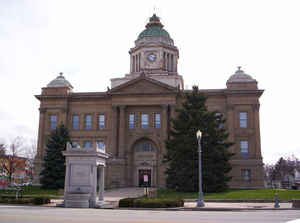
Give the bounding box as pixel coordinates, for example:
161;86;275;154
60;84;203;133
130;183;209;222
61;107;68;126
37;108;46;158
161;105;168;144
111;106;118;156
226;104;235;153
167;54;169;71
118;105;126;158
130;55;133;73
90;165;97;207
175;56;178;72
253;104;262;158
64;162;71;198
98;166;105;201
33;108;46;184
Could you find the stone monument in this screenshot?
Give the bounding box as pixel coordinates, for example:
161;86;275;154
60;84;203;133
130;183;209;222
63;142;109;208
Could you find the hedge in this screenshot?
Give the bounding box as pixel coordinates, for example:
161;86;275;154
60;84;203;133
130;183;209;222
0;196;51;205
119;197;184;208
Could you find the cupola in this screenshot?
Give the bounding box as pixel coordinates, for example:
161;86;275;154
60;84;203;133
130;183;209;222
226;67;258;90
42;73;73;95
135;14;174;46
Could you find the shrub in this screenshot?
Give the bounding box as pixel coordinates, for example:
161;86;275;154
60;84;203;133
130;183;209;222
119;197;136;207
0;195;51;205
0;197;32;204
31;197;51;205
119;197;184;208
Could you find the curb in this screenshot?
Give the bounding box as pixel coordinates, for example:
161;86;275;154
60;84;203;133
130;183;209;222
184;199;292;203
116;207;298;211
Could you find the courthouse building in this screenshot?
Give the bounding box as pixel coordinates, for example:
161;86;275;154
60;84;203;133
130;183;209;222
34;14;264;188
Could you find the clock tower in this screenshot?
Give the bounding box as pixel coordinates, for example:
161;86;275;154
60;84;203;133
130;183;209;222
111;14;184;89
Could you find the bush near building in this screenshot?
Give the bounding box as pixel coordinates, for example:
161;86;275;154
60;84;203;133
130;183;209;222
0;196;51;205
119;197;184;208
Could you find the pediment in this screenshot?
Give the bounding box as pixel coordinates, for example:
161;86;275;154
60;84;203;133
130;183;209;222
110;76;178;95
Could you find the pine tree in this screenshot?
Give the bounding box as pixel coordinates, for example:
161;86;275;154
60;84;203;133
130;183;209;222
40;123;70;189
164;86;234;192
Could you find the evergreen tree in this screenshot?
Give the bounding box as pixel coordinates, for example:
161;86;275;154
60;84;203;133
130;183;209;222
164;86;234;192
40;123;70;189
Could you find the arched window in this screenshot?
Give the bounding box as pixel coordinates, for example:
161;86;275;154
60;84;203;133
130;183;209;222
135;141;156;153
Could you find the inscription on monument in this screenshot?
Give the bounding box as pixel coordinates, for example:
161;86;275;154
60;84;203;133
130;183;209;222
70;165;90;186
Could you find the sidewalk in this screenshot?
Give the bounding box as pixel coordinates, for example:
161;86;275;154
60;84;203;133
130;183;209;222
48;187;296;210
183;202;292;211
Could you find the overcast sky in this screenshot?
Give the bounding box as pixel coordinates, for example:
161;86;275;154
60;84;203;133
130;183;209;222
0;0;299;164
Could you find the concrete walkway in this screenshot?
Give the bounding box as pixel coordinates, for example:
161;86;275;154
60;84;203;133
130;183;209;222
184;202;292;210
103;187;145;202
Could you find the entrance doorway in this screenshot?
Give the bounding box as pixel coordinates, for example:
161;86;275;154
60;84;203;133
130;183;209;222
138;169;151;187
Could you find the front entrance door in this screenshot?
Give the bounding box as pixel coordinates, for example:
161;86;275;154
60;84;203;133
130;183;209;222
138;169;151;187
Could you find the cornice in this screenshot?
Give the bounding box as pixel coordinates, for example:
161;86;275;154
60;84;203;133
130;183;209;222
129;43;179;54
109;74;179;94
225;89;264;97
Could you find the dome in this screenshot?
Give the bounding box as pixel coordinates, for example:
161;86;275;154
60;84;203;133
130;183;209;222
227;67;256;83
47;73;73;88
137;14;171;40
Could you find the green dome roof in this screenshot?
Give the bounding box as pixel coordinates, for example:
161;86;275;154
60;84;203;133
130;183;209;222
137;14;171;40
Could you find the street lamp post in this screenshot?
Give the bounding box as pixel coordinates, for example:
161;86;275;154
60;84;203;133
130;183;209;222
196;130;205;207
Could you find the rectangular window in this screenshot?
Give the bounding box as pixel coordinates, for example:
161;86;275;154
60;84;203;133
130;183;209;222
239;112;248;128
98;114;105;130
72;115;79;130
83;141;91;149
240;140;248;157
85;115;92;130
71;141;79;148
154;113;161;128
96;141;105;151
141;114;149;129
129;114;135;129
216;112;222;128
241;169;251;182
50;115;57;130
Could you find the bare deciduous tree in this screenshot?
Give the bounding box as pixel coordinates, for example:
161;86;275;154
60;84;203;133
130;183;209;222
24;139;37;181
0;137;26;184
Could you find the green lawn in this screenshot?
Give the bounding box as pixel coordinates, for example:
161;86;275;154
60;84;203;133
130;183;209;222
0;186;60;197
157;189;300;200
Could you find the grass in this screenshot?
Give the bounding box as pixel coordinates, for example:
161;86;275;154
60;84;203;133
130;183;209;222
157;189;300;200
0;186;60;197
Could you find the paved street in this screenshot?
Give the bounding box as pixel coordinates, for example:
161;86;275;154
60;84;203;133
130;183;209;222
0;205;300;223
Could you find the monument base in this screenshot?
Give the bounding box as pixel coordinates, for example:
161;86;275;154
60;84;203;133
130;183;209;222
64;193;91;208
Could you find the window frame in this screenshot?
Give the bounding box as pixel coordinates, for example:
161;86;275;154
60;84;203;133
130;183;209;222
141;113;149;129
98;114;105;130
71;141;79;148
129;113;135;129
96;140;105;150
239;112;248;128
50;114;57;130
215;112;223;128
240;140;249;158
72;115;80;130
85;114;92;130
154;113;161;129
241;169;251;182
83;140;91;149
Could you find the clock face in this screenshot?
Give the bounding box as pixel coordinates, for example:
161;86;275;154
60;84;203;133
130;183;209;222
147;53;157;62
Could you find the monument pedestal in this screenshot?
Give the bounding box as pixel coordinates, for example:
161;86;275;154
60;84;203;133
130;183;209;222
63;143;109;208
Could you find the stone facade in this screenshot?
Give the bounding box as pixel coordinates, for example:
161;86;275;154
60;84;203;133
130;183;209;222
34;14;264;189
